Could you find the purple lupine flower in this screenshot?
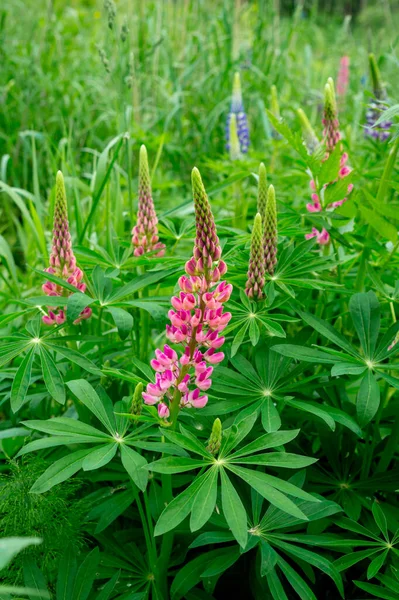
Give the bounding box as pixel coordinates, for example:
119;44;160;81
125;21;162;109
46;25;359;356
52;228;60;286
365;53;391;141
131;145;165;257
143;168;232;420
245;213;265;300
226;72;249;154
42;171;92;326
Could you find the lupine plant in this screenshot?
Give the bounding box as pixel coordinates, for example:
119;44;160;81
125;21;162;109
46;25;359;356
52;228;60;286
1;2;399;599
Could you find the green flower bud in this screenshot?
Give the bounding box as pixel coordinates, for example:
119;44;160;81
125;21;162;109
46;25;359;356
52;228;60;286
131;382;143;416
206;418;222;455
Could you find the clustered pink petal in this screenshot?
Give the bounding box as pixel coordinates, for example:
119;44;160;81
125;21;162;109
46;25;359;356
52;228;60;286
42;172;92;326
132;145;165;258
337;56;350;98
143;168;232;419
305;227;330;245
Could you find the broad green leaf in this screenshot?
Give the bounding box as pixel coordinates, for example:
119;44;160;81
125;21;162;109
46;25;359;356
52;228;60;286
23;417;110;440
39;346;65;405
227;465;310;520
67;293;96;324
154;471;209;536
372;501;388;540
229;429;300;459
66;380;116;434
189;531;235;549
360;205;398;243
30;448;93;494
163;429;212;459
120;445;148;491
233;452;317;468
285;399;336;431
48;344;101;376
277;555;317;600
107;307;134;340
367;550;388;580
261;398;281;432
271;344;336;364
96;571;120;600
11;346;36;413
190;467;218;532
109;267;179;302
56;547;77;600
357;371;380;427
334;548;381;572
220;469;248;548
331;362;366;376
349;292;380;359
146;457;207;474
92;489;137;533
0;538;41;570
200;547;240;577
260;540;278;576
170;550;222;600
231;322;249;357
23;558;49;600
82;443;117;471
354;580;399;600
71;547;100;600
266;568;289;600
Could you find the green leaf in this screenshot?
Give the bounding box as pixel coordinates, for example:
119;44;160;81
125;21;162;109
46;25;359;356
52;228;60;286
82;443;117;471
11;346;36;413
109;267;179;302
107;307;133;340
357;370;380;427
48;343;101;376
367;550;388;580
200;547;240;577
229;429;300;459
23;558;50;600
39;346;65;405
163;429;212;459
231;322;249;357
96;572;120;600
260;541;278;576
23;417;110;440
30;448;93;494
67;293;96;324
261;397;281;433
331;362;366;376
249;318;260;346
0;538;42;570
349;292;380;359
227;465;311;520
298;310;358;356
354;580;399;600
92;489;137;533
154;471;209;536
372;501;388;540
146;457;207;474
277;555;317;600
66;380;116;434
234;452;317;468
271;344;336;364
190;467;218;532
266;568;289;600
56;547;77;600
220;469;248;548
120;444;148;491
359;205;398;243
71;547;100;600
334;548;381;572
285;399;336;431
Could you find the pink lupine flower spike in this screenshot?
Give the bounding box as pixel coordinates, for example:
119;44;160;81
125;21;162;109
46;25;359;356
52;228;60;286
42;171;92;326
143;168;232;423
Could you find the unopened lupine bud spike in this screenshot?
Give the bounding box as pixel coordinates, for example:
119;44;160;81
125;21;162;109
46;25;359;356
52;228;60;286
131;145;165;257
191;168;221;273
257;163;267;220
263;184;278;275
42;171;91;326
206;418;222;455
245;214;265;300
131;382;143;415
365;54;391;141
226;71;249;154
323;78;341;155
229;114;241;161
297;108;319;154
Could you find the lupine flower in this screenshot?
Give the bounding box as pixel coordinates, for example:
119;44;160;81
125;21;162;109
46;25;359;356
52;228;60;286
323;78;340;155
42;171;92;326
226;72;249;154
337;56;350;98
257;162;267;219
305;227;330;245
270;85;282;140
306;153;353;214
131;145;165;257
206;418;222;455
228;114;242;161
245;214;265;300
143;168;232;420
365;53;391;141
263;184;278;275
297;108;319;154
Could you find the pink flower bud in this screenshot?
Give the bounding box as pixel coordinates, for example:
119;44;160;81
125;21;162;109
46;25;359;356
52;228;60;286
158;403;170;419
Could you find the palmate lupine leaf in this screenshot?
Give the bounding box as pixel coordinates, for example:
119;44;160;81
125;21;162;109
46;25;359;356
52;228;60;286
147;414;319;544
